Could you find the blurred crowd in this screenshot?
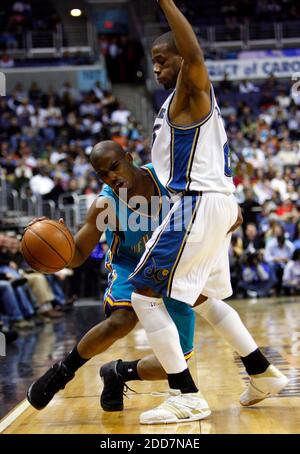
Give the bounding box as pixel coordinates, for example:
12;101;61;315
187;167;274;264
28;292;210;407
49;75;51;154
159;0;300;26
98;35;145;84
0;68;300;333
157;0;300;46
0;0;59;51
219;75;300;298
0;81;151;202
0;79;148;338
0;231;75;332
0;229;108;341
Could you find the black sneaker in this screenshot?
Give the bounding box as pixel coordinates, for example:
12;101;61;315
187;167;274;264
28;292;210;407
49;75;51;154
27;361;75;410
100;360;127;411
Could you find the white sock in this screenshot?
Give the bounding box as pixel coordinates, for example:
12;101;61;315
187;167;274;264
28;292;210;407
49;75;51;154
131;292;187;374
197;298;257;357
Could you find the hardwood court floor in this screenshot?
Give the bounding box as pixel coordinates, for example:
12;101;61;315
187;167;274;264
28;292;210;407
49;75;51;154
1;296;300;434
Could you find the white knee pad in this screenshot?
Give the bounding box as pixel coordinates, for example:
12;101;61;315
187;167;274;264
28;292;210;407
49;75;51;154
131;292;173;333
197;297;233;325
198;297;257;357
131;292;187;373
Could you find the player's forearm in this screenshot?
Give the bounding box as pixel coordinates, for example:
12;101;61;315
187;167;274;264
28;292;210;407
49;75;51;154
68;232;103;268
67;247;87;268
157;0;203;63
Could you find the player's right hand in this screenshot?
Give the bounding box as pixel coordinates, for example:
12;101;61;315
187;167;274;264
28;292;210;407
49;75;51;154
25;216;48;230
25;218;65;230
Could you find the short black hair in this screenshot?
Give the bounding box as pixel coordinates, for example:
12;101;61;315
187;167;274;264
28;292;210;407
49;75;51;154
152;31;178;54
90;140;125;166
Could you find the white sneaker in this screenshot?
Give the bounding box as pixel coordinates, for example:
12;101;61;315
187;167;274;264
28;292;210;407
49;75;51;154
140;389;211;425
240;365;289;406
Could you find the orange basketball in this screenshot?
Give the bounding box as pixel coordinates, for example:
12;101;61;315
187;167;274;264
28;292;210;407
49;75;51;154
21;220;75;273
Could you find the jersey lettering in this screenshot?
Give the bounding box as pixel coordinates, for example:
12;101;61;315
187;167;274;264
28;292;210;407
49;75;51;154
223;142;232;177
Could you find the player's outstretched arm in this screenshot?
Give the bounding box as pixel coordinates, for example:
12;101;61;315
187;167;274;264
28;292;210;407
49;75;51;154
157;0;210;92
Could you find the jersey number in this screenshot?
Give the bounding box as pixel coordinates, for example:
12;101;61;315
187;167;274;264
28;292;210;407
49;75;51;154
223;142;232;177
152;124;162;146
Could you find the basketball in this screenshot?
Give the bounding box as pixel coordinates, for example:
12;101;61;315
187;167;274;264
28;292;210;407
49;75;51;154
21;220;75;273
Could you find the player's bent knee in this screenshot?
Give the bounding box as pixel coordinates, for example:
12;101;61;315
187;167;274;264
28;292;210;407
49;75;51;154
194;294;208;307
107;310;138;337
132;293;173;333
134;287;161;298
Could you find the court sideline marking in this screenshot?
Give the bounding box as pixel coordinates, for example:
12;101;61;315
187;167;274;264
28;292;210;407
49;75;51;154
0;399;30;433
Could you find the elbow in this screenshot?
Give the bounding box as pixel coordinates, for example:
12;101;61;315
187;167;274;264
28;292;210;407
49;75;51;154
68;249;86;268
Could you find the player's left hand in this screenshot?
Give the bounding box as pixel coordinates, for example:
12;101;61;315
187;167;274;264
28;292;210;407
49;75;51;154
227;205;243;234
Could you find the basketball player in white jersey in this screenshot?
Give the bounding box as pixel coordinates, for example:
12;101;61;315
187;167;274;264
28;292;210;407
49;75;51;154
128;0;289;424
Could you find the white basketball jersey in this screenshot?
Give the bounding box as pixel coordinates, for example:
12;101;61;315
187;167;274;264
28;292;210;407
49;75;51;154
151;87;236;194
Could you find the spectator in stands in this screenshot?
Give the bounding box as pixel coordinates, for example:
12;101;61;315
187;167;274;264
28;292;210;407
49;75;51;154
59;81;81;104
16;97;35;128
0;52;15;68
264;224;295;293
253;173;273;204
5;236;62;321
276;89;291;109
220;100;237;119
282;249;300;295
8;1;29;31
240;188;262;228
79;94;100;117
0;235;36;327
28;82;43;102
111;102;131;125
239;251;276;298
11;1;31;16
1;233;65;319
241;142;266;170
243;223;265;253
29;166;55;196
219;72;233;94
106;37;121;83
0;278;34;329
14;158;33;190
239;79;260;94
264;218;281;243
19;267;63;320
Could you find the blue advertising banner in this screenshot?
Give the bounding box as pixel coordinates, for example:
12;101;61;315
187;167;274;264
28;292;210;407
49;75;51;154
77;66;108;91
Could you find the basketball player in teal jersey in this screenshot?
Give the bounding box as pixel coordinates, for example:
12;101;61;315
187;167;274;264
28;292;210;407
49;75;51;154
27;140;196;411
